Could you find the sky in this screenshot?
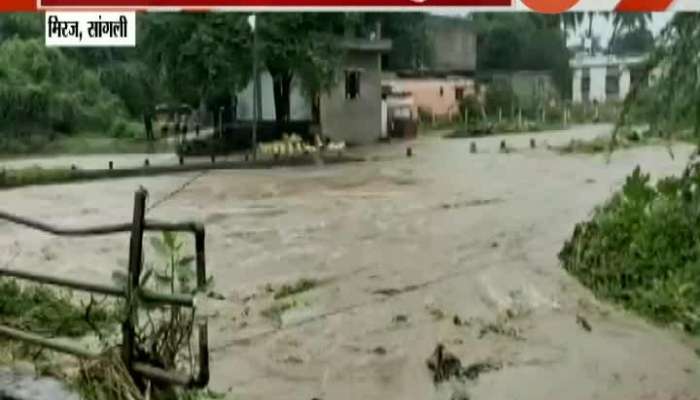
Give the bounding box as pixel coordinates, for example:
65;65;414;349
430;11;675;45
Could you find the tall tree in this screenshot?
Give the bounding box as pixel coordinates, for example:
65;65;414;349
258;14;345;124
608;13;653;53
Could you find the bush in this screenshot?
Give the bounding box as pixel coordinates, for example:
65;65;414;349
560;164;700;333
109;118;143;139
485;80;517;117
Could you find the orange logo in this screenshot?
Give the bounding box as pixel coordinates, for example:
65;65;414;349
521;0;579;13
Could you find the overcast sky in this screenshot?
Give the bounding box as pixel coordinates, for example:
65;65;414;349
430;11;674;45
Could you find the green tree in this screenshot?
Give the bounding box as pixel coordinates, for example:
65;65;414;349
609;27;654;55
609;13;652;53
258;13;346;124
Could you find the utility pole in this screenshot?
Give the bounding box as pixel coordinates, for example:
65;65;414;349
248;14;259;160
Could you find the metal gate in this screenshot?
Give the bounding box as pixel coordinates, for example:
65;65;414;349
0;188;209;388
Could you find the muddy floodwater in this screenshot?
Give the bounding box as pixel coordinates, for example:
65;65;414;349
2;124;700;400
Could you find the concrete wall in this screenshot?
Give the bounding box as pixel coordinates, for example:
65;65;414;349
321;51;383;145
427;17;477;72
570;54;649;104
383;78;476;120
237;71;312;121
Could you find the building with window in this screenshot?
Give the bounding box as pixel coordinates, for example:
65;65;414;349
382;73;477;122
570;53;648;104
320;38;392;145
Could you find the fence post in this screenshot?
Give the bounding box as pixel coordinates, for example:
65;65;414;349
122;189;147;376
194;223;210;387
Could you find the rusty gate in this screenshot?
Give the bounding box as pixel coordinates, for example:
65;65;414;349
0;188;209;388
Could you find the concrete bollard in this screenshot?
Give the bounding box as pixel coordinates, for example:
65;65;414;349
144;159;150;167
71;164;77;170
244;153;249;162
500;140;506;152
470;142;477;154
530;138;536;149
179;155;184;165
210;155;216;164
406;147;413;158
108;161;113;170
195;124;200;136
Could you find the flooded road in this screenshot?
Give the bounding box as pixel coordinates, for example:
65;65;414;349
1;124;699;399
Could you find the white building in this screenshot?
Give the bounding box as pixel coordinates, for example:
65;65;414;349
570;54;648;104
236;71;312;121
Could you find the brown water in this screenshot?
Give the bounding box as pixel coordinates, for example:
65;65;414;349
1;124;699;400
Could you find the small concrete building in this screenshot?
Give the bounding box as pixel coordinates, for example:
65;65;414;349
481;70;560;110
570;53;648;104
383;73;478;121
320;38;392;145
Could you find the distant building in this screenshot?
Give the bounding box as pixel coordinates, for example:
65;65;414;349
382;16;478;123
424;15;477;74
480;70;560;111
383;73;478;122
236;72;311;122
570;53;649;104
320;38;392;145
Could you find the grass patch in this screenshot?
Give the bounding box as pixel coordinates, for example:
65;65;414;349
443;120;566;139
0;279;119;338
560;164;700;334
0;134;174;158
273;278;319;300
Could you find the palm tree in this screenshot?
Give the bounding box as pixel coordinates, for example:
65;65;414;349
608;13;653;53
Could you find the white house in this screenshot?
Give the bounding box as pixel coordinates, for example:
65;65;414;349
570;53;648;104
236;71;312;121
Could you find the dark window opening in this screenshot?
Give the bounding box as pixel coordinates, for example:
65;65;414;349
606;67;620;100
439;86;444;97
345;70;360;99
455;87;464;100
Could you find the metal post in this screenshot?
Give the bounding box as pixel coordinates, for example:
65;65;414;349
194;224;210;387
251;14;260;161
122;189;147;375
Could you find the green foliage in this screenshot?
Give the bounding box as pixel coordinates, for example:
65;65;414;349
470;13;571;98
0;38;129;138
0;166;76;188
0;279;118;337
616;14;700;146
109;118;143;139
0;13;43;40
610;27;654;55
485;80;518;116
560;164;700;333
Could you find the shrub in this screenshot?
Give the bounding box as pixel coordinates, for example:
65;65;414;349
560;164;700;333
110;118;143;139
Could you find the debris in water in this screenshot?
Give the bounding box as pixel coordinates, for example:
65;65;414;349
453;315;462;326
478;321;522;340
207;291;226;300
427;344;463;384
462;360;502;380
491;242;499;248
282;355;304;364
373;288;402;297
426;344;502;385
393;314;408;324
576;314;592;332
373;346;387;356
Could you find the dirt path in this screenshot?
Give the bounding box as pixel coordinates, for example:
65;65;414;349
1;124;699;400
